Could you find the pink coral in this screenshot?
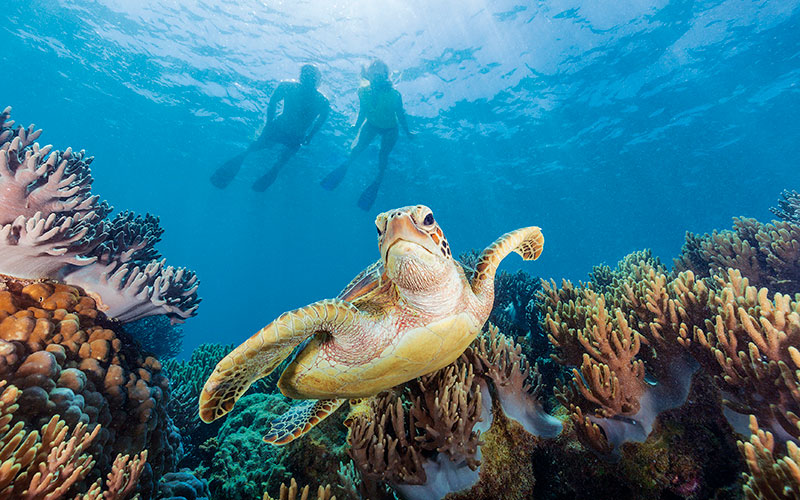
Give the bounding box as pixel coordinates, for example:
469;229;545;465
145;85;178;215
0;106;199;323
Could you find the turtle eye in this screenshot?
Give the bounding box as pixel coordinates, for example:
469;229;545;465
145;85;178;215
423;213;434;226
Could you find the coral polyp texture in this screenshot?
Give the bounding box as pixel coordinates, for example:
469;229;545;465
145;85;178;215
0;279;181;498
344;324;560;500
0;106;199;324
0;380;148;499
771;189;800;224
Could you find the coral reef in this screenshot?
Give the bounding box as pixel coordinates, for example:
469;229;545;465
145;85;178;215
0;278;181;497
345;325;559;500
194;391;347;500
157;469;211;500
739;415;800;499
0;107;200;324
771;189;800;224
0;380;147;499
674;216;800;295
122;315;184;360
262;478;335;500
694;269;800;442
541;255;698;455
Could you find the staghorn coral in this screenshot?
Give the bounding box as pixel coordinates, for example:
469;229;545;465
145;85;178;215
0;380;147;500
0;106;199;324
738;415;800;499
0;278;180;497
771;189;800;224
674;217;800;296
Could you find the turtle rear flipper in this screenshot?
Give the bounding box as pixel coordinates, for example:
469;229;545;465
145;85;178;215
264;399;345;445
198;299;361;424
471;227;544;297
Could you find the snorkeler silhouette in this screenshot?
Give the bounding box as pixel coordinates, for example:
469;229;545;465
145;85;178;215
320;59;414;211
211;64;330;191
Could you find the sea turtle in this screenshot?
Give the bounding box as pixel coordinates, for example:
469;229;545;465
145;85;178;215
199;204;543;445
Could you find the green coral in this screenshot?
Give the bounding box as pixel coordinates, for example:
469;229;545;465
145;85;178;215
198;392;349;500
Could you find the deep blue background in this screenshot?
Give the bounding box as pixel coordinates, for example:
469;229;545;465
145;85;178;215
2;0;798;355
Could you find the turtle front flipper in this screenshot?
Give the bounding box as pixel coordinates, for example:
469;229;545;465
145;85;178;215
264;398;345;445
471;226;544;300
199;299;360;423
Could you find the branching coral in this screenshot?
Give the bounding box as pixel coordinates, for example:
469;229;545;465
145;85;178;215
0;279;180;497
262;478;335;500
738;415;800;499
695;269;800;441
542;255;701;454
0;380;147;500
771;189;800;224
465;324;561;438
674;217;800;295
346;356;487;499
0;106;199;324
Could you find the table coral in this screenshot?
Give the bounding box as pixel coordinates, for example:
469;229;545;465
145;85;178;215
0;106;199;324
0;278;180;497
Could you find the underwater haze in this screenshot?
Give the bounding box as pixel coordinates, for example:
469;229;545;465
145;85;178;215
5;1;800;499
0;0;800;356
2;0;799;354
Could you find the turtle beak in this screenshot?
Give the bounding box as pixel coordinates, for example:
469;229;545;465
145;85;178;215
380;213;432;262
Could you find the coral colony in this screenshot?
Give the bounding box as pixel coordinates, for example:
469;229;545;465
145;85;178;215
2;106;800;499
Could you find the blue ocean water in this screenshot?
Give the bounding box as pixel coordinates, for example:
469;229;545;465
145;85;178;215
2;0;798;356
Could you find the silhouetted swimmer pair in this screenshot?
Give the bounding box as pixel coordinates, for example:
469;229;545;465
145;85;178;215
210;60;414;211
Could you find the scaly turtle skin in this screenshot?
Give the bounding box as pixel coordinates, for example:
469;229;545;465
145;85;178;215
199;205;543;445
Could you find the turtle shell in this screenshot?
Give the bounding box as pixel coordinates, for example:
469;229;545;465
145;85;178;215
277;260;481;399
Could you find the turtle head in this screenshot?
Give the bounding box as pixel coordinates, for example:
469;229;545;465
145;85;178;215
376;205;454;291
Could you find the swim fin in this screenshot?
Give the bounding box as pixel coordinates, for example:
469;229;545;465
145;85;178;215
211;152;246;189
357;179;381;211
320;164;348;191
252;167;279;192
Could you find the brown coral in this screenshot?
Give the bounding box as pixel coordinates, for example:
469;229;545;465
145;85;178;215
674;217;800;295
739;415;800;499
0;278;179;496
262;477;335;500
0;380;146;499
695;268;800;440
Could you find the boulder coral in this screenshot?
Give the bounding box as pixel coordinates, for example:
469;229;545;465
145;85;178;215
0;278;181;497
0;107;200;324
0;380;147;499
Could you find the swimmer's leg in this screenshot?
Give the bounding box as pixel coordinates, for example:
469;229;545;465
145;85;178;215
252;143;300;192
321;123;378;191
357;127;398;211
211;123;277;189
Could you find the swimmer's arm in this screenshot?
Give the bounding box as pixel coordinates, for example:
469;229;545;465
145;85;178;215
352;87;368;129
304;98;330;144
395;92;412;136
267;82;289;123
